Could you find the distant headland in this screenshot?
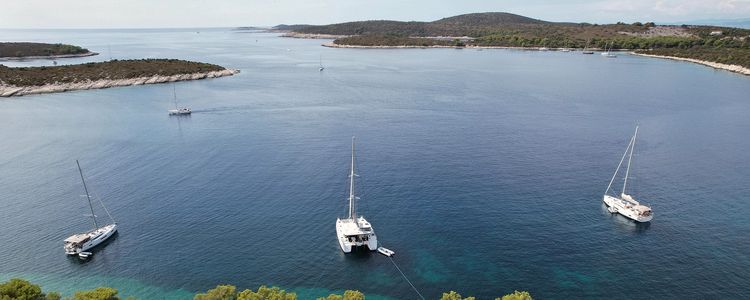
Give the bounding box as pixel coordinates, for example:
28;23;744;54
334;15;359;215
0;59;239;97
0;42;98;60
275;12;750;76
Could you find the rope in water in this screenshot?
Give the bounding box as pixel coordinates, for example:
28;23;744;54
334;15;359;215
387;255;426;300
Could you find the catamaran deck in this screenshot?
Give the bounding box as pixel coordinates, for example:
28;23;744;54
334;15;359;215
337;218;373;236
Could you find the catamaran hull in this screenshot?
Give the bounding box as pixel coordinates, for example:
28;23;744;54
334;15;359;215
603;195;653;222
336;219;377;253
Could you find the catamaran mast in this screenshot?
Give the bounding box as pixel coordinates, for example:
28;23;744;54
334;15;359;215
622;126;638;194
76;160;99;230
348;137;357;220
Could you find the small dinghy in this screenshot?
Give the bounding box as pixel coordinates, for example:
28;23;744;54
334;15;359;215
78;252;93;259
377;247;395;257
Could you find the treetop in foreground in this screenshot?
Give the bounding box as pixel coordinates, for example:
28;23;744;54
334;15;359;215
0;278;532;300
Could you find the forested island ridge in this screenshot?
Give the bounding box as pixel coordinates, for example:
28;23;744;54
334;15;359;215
0;59;239;97
0;42;97;59
276;12;750;74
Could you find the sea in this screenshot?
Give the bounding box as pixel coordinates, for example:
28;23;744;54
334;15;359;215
1;28;749;299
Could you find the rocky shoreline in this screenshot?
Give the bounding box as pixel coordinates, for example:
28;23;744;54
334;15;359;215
323;41;749;76
0;68;239;97
322;41;605;51
0;51;99;61
281;32;347;39
632;53;750;76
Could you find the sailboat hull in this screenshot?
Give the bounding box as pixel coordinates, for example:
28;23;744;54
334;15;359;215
603;195;652;222
64;224;118;255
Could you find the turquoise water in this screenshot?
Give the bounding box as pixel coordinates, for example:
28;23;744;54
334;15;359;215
1;28;749;299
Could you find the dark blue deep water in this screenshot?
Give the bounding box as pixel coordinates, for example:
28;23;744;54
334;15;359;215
1;29;749;299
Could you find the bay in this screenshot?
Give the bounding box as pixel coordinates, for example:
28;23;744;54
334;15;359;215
1;28;749;299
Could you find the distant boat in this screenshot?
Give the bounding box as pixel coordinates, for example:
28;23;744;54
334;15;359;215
319;54;325;72
168;84;191;115
603;126;653;222
539;47;549;51
64;160;118;256
601;42;617;58
582;39;594;54
561;48;571;52
336;137;377;253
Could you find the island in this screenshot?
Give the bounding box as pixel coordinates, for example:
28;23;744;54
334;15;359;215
0;42;98;59
0;59;239;97
277;12;750;75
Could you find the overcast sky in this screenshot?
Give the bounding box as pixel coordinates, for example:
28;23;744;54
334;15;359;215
2;0;750;28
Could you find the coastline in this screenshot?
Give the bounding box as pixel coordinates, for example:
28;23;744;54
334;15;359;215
322;40;750;77
0;51;99;61
632;52;750;76
281;32;347;39
0;68;239;97
322;41;604;51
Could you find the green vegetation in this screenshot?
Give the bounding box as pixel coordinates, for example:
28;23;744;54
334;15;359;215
0;59;227;87
194;285;297;300
0;42;91;58
636;45;750;69
283;12;750;69
70;287;122;300
1;278;532;300
317;290;364;300
439;290;532;300
0;278;60;300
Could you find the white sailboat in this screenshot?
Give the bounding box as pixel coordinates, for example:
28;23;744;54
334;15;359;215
603;126;653;222
319;54;325;72
64;160;118;257
336;137;377;253
601;42;617;58
168;84;191;115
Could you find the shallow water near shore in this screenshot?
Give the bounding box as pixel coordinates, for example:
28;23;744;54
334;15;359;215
1;28;750;299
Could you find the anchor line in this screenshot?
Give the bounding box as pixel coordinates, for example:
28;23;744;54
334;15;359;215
387;255;426;300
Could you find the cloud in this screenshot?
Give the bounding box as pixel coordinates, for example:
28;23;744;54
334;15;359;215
594;0;750;19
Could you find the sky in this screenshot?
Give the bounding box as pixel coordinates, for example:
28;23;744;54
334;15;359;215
2;0;750;28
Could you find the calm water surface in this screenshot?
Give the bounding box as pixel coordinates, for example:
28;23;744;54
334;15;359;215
1;29;749;299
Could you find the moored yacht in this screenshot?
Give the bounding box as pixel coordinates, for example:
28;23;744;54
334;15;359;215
601;41;617;58
168;84;191;115
64;160;118;256
582;39;594;54
336;137;377;253
603;126;653;222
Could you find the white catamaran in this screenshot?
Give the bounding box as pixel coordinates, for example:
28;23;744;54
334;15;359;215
64;160;118;257
603;126;653;222
336;137;377;253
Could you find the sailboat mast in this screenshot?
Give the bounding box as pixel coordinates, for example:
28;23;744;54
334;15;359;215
622;126;638;194
605;134;632;195
76;160;99;229
348;137;356;220
173;84;178;109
